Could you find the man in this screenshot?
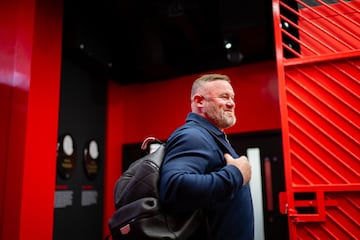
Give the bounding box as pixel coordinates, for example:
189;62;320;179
159;74;254;239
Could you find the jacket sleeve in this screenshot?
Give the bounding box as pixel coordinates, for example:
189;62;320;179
159;127;244;213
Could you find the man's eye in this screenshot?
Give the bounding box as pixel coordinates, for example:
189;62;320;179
220;95;235;102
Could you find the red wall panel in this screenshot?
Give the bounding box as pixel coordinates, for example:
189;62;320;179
273;0;360;239
0;0;20;238
118;61;280;143
0;0;35;239
0;0;63;239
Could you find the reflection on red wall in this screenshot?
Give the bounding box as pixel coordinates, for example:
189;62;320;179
104;60;281;234
0;0;63;239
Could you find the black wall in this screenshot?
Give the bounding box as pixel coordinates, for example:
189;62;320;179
54;53;107;240
229;130;288;240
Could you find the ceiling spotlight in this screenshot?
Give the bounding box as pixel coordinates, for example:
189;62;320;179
225;42;232;50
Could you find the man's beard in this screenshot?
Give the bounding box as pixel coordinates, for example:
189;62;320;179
205;105;236;129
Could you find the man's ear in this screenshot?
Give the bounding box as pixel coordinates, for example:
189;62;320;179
193;94;204;105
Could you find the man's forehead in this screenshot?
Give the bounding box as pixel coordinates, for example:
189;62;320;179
205;80;234;93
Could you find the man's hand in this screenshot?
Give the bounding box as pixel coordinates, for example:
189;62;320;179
224;153;252;185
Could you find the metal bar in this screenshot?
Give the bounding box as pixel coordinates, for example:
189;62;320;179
295;0;355;49
284;50;360;66
291;185;360;191
300;0;360;43
280;14;320;55
293;66;360;129
282;41;303;57
290;153;332;183
312;65;360;120
316;0;360;35
280;1;339;53
287;119;354;184
286;71;357;136
338;0;360;12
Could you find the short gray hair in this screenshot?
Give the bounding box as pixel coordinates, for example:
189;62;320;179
191;74;230;99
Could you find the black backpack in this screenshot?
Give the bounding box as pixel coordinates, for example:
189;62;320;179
107;137;203;240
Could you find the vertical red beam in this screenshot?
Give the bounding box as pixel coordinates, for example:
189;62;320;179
104;81;125;236
273;0;360;239
0;0;23;239
0;0;63;239
272;0;297;238
0;0;36;239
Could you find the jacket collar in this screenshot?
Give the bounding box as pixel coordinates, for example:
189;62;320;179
185;112;225;138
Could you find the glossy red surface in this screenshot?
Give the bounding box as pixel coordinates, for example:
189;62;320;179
0;0;63;239
273;0;360;239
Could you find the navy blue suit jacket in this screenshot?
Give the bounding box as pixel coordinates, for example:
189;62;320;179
159;113;254;240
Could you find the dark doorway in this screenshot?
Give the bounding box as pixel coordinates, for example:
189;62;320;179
228;129;289;240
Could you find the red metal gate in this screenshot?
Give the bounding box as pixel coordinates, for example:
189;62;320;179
272;0;360;239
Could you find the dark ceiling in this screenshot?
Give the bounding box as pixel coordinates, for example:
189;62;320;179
62;0;275;85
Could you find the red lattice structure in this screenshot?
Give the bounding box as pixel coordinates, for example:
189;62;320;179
273;0;360;239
